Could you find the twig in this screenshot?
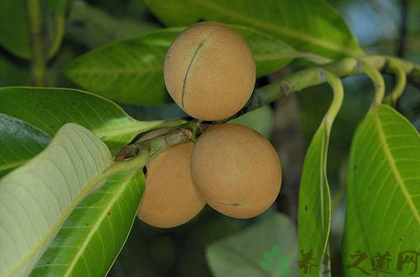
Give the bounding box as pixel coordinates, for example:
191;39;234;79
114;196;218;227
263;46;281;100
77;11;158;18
26;0;47;86
114;121;204;162
245;55;420;113
385;59;407;105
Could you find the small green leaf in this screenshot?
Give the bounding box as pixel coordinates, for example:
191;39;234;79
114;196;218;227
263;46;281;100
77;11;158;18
271;244;281;257
229;106;274;139
263;252;272;263
277;256;290;265
259;261;271;271
277;267;292;276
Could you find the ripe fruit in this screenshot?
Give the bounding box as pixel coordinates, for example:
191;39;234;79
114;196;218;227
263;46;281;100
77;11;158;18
164;21;256;121
137;142;205;228
191;123;281;218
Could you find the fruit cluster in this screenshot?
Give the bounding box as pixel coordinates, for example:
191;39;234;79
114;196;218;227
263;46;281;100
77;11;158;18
137;22;282;228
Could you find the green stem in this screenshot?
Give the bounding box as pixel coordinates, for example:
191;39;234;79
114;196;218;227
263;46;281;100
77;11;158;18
26;0;47;86
114;121;203;162
386;58;407;106
47;14;65;59
246;55;420;112
108;147;150;174
321;69;344;132
358;61;385;105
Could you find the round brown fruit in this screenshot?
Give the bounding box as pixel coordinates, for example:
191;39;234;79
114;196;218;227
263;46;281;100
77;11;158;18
191;123;281;218
164;21;256;121
137;142;205;228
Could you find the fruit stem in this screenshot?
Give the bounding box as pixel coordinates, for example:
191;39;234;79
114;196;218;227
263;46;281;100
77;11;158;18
357;60;386;105
320;69;344;133
114;121;203;163
385;58;407;106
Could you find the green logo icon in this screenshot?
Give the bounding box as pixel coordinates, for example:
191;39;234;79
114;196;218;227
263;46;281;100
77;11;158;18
260;245;291;276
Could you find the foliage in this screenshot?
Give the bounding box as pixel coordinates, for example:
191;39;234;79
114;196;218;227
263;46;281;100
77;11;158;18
0;1;420;277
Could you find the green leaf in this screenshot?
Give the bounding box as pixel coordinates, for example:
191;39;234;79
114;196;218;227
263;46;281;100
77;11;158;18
0;0;31;58
206;213;298;277
0;54;29;86
263;252;272;263
277;256;290;266
64;26;298;105
0;123;112;277
298;126;332;276
0;0;66;59
233;25;299;77
31;170;145;277
64;29;175;105
144;0;363;59
0;87;181;152
298;71;343;277
66;0;158;49
259;261;271;271
344;104;420;276
229;106;274;139
0;113;51;177
271;244;281;257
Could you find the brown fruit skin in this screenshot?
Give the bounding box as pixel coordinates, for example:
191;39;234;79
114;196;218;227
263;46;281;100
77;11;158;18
191;124;281;219
164;21;256;121
137;142;205;228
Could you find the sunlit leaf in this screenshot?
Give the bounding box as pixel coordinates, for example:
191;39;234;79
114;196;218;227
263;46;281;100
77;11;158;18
0;123;112;277
343;105;420;276
31;170;145;277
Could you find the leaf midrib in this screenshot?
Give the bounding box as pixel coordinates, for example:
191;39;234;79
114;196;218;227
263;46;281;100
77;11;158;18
8;161;111;276
192;0;360;56
373;106;420;226
63;172;136;277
